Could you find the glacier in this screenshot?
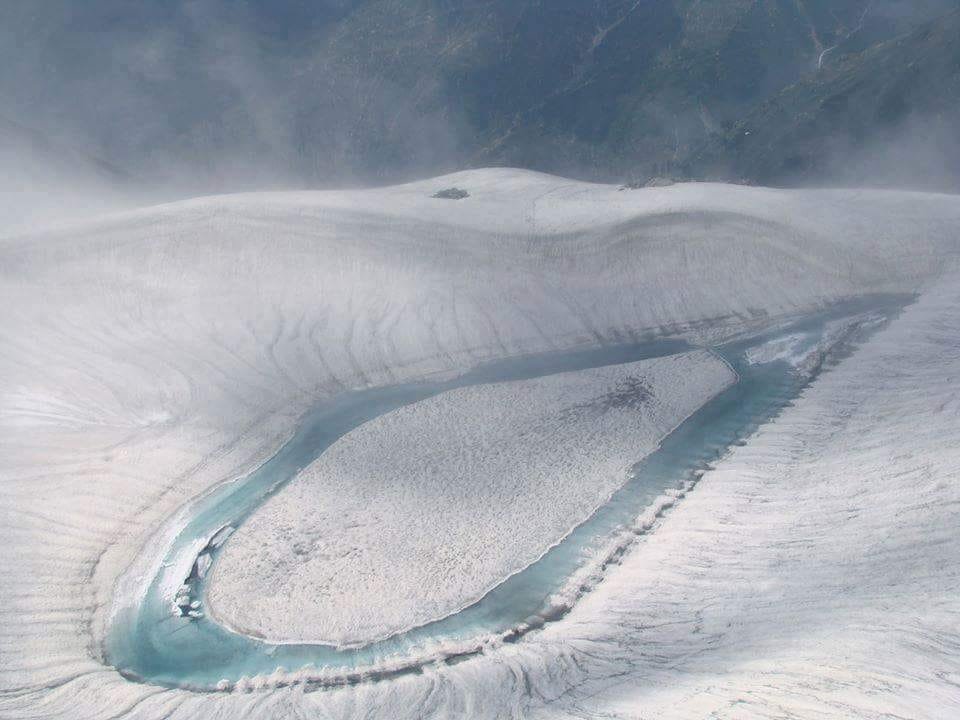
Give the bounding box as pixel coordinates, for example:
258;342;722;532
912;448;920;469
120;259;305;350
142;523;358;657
1;168;960;718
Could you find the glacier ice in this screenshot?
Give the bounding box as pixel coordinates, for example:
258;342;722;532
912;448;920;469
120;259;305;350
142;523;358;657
1;168;960;718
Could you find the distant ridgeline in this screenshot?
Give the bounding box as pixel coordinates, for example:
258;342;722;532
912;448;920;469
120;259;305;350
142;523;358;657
2;0;958;190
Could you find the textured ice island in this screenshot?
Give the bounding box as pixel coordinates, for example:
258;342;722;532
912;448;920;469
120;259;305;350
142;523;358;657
208;351;735;645
2;168;960;719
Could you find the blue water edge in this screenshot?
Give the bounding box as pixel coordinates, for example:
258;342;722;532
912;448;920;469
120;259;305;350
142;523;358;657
106;296;906;690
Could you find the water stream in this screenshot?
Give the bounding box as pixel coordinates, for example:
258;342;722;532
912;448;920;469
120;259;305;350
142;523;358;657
106;297;905;690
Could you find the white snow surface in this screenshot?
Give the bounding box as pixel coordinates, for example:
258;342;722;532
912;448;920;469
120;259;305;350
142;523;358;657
518;272;960;719
207;351;735;645
1;168;960;718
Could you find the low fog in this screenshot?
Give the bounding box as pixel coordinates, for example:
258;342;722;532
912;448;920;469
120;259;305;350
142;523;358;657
1;0;958;232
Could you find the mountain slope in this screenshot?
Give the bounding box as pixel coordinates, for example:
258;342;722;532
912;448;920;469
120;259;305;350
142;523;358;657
1;0;956;189
692;8;960;189
468;0;957;179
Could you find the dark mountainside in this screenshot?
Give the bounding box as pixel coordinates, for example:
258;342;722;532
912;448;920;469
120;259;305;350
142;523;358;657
1;0;958;192
690;8;960;190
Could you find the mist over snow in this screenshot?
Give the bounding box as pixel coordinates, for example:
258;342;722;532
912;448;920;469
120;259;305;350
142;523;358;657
207;351;735;646
2;0;959;199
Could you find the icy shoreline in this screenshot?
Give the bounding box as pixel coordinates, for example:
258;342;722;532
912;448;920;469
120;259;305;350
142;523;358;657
105;301;894;691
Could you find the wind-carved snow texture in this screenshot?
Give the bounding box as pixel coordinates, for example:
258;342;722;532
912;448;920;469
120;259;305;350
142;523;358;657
515;274;960;719
207;351;735;646
1;168;960;718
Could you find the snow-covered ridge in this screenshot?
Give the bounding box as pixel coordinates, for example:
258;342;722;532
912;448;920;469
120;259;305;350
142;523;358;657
1;168;959;718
